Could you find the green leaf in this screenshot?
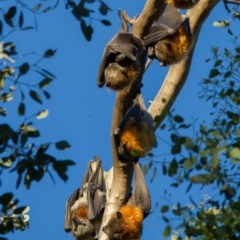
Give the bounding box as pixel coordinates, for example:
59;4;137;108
209;68;220;78
183;157;197;169
29;90;42;104
36;109;49;119
38;78;53;88
0;77;5;90
18;102;25;116
99;1;111;15
44;49;56;58
0;20;3;35
161;205;169;213
1;92;13;102
100;19;111;26
33;3;42;12
173;115;184;123
171;143;181;154
213;20;230;28
230;147;240;162
20;124;40;138
163;225;171;237
0;107;6;116
19;11;24;28
214;59;222;67
43;6;52;13
4;6;17;27
19;62;30;75
43;90;51;99
0;158;13;168
81;19;93;41
55;140;71;150
13;206;29;215
0;192;13;205
168;159;178;177
189;174;213;184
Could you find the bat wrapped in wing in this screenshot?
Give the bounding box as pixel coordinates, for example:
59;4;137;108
144;3;193;67
97;11;144;91
64;157;106;240
114;101;157;162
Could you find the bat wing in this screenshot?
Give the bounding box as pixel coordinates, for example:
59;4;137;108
97;44;116;87
87;157;106;221
128;163;151;216
97;32;139;87
64;158;102;232
144;3;183;46
117;103;143;131
64;188;80;232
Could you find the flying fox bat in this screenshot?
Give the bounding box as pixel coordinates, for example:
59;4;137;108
166;0;199;9
144;3;193;67
114;102;156;162
97;10;144;91
102;163;151;240
64;157;106;240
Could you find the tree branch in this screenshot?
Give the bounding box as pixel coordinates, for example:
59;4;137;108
148;0;221;129
98;1;166;240
98;0;221;239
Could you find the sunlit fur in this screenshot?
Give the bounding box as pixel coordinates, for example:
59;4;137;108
71;206;88;219
119;120;156;158
166;0;199;9
118;205;143;239
105;205;143;240
154;25;193;66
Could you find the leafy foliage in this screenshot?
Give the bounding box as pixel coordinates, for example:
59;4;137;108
154;39;240;239
0;193;29;235
0;2;76;238
66;0;111;41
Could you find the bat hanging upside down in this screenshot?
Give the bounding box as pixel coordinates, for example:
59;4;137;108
64;157;106;240
144;3;193;67
103;163;151;240
114;102;157;161
97;11;144;91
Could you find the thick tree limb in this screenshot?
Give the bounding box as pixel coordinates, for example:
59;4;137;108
98;1;166;240
98;0;220;240
148;0;221;129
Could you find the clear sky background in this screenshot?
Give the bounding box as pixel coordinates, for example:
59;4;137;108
1;0;237;239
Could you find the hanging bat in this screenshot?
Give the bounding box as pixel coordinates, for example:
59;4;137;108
97;10;144;91
102;163;151;240
114;102;157;162
64;157;106;240
166;0;199;9
144;3;193;67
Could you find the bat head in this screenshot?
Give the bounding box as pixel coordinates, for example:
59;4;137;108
97;32;144;90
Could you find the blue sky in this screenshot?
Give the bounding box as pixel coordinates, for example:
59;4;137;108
0;0;236;239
